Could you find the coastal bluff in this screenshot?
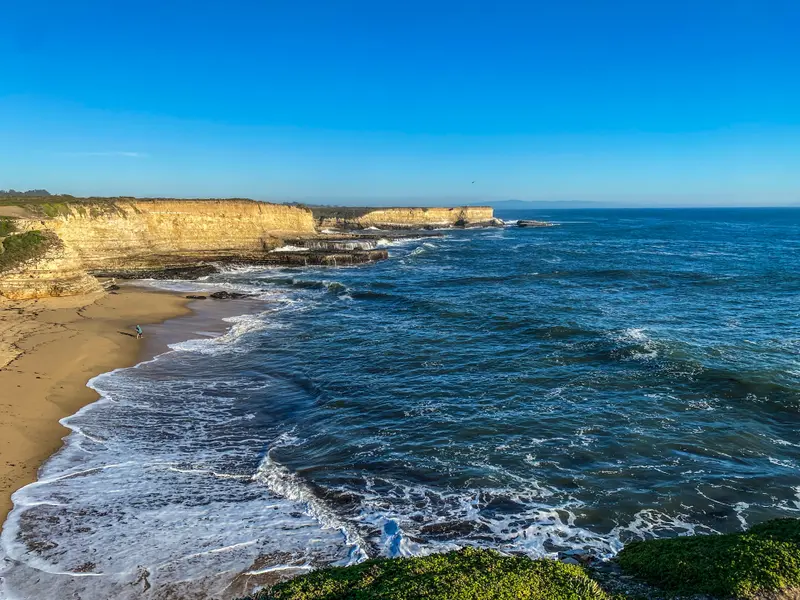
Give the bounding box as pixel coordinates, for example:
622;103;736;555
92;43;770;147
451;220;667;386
312;205;500;230
0;198;498;299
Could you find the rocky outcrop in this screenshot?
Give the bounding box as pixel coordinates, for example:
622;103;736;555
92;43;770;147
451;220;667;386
313;206;500;230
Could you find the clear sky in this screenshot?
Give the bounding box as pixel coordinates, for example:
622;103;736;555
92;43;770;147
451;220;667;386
2;0;799;206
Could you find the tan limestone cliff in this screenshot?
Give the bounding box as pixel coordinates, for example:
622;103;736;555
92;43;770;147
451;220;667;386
0;239;103;300
0;200;316;298
316;206;497;230
44;199;317;270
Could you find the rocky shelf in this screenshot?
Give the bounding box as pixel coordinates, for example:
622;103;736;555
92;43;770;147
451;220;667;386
518;220;556;227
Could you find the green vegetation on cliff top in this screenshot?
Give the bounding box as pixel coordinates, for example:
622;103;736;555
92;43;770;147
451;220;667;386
0;196;294;219
617;518;800;599
0;227;55;272
246;547;610;600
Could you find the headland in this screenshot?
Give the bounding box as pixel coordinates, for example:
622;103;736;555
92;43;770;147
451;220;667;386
0;197;499;299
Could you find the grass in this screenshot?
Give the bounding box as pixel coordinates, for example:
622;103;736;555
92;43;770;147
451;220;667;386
0;230;55;272
244;547;610;600
0;195;294;219
616;518;800;599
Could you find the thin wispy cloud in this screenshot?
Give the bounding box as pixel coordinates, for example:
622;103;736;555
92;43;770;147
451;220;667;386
59;151;149;158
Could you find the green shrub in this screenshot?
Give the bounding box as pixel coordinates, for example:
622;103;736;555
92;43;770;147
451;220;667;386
748;517;800;544
616;518;800;599
0;217;16;237
0;230;54;272
243;547;609;600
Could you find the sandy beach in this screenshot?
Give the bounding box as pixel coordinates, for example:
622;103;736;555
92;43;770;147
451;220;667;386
0;286;192;526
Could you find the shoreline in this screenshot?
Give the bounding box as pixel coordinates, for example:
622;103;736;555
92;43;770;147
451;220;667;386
0;285;195;526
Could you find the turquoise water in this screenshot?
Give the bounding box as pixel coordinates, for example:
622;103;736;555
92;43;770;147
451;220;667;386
2;208;799;599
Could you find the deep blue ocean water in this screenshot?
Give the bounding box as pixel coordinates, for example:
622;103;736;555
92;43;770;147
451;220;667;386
2;208;799;599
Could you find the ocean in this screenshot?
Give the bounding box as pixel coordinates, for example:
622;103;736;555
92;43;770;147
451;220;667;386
1;208;799;599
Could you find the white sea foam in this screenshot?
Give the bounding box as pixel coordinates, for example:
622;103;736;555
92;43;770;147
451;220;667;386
768;457;797;469
169;313;277;355
348;475;721;561
0;365;353;599
375;236;426;248
252;433;368;564
616;327;659;361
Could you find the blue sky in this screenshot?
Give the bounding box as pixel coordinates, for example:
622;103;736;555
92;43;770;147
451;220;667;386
1;0;799;206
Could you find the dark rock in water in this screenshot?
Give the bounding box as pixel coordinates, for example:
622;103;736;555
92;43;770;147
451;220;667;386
185;295;207;300
558;549;596;565
419;520;488;539
209;291;252;300
518;220;555;227
91;265;219;280
107;284;120;291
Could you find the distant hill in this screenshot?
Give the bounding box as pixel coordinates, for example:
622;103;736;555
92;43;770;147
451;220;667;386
481;198;800;209
0;189;51;198
476;199;606;210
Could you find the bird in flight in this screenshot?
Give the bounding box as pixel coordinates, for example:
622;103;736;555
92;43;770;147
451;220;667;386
471;181;475;184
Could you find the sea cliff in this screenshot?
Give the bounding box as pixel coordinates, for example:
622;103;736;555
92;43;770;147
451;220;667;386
312;206;499;230
0;199;317;299
48;199;318;270
0;198;496;299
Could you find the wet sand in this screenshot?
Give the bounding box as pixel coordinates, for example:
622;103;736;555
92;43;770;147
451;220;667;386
0;286;193;526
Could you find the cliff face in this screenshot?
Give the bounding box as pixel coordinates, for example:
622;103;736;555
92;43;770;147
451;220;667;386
0;200;490;299
47;200;317;270
0;200;316;299
315;206;497;230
